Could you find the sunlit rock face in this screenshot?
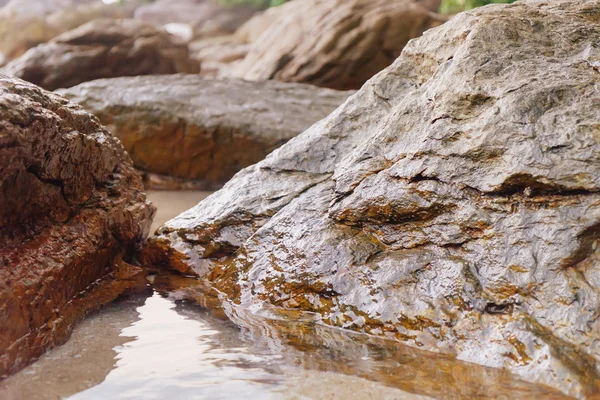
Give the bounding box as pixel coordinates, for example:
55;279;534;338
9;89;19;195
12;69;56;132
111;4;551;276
225;0;447;90
57;75;353;189
143;0;600;397
1;18;199;91
0;75;155;376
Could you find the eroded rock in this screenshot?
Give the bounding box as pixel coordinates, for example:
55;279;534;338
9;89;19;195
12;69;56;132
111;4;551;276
225;0;447;90
0;74;155;376
1;18;199;91
58;75;352;188
142;0;600;397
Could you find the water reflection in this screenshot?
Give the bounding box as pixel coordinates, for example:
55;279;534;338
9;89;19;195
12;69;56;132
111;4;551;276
71;293;284;400
0;281;572;400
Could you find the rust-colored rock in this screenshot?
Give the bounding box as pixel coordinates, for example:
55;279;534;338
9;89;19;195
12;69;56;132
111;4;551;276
225;0;447;90
1;18;199;91
0;74;155;377
58;75;352;188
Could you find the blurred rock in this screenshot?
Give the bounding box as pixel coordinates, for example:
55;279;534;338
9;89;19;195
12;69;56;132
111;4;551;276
0;0;140;61
0;74;155;377
224;0;447;90
1;18;199;90
58;75;353;189
142;0;600;397
134;0;257;40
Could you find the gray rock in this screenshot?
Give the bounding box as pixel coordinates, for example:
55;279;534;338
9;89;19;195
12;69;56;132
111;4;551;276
58;75;353;188
142;0;600;397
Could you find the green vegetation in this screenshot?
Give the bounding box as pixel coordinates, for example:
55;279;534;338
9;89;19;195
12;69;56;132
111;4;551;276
440;0;517;14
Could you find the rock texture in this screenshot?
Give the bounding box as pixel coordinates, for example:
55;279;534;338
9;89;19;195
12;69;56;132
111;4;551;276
225;0;447;90
0;74;155;377
58;75;353;188
1;18;199;91
0;0;141;62
142;0;600;397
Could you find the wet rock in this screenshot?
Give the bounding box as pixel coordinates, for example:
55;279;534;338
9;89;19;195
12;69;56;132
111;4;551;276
58;75;353;189
142;0;600;397
224;0;447;90
0;74;155;376
0;0;141;62
1;18;199;91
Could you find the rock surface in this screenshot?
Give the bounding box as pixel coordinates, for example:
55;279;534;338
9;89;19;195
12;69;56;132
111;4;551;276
1;18;199;91
0;74;155;376
0;0;141;62
225;0;447;90
142;0;600;397
58;75;353;188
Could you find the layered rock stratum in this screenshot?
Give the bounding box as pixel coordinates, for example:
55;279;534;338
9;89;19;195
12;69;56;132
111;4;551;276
0;74;155;376
225;0;446;90
1;18;199;91
143;0;600;397
58;75;353;188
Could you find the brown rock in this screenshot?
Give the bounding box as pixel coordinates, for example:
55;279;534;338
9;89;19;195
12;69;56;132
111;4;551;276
1;18;199;91
142;0;600;397
225;0;447;90
0;0;141;61
57;75;353;189
0;74;155;377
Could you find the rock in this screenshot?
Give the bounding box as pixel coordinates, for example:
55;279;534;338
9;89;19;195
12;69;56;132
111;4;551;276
142;0;600;397
57;75;353;189
134;0;257;40
1;18;199;91
225;0;447;90
0;0;141;61
0;74;155;376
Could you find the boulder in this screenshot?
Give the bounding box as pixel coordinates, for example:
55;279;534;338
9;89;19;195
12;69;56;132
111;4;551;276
0;0;141;62
225;0;447;90
142;0;600;397
1;18;199;91
0;74;155;377
57;75;353;189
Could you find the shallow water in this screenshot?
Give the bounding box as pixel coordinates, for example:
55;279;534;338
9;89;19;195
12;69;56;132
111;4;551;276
0;191;574;400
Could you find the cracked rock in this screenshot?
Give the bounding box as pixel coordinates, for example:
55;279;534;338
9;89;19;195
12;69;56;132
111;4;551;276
0;74;155;376
142;0;600;397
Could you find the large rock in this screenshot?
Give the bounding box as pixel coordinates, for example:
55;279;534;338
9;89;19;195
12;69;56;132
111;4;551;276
58;75;353;189
142;0;600;397
1;18;199;91
0;0;141;62
225;0;446;90
0;74;155;376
